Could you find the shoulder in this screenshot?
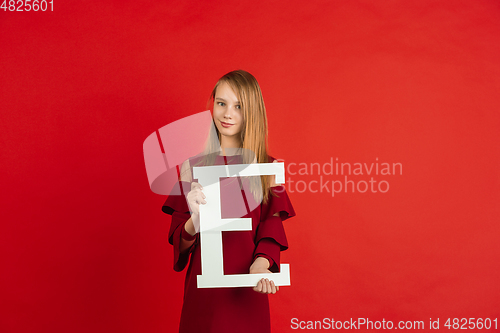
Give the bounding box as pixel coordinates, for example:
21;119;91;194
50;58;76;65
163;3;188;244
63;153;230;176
267;155;282;163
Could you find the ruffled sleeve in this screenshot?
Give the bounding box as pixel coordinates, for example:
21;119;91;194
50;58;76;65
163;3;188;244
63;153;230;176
263;185;296;221
162;181;196;272
254;185;296;272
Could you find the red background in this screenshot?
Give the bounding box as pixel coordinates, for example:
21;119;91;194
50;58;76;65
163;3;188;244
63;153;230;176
1;1;499;332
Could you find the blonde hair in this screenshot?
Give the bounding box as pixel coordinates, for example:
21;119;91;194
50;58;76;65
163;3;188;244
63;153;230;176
196;70;276;204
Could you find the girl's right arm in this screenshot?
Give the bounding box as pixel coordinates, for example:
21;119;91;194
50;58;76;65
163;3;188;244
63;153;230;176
179;159;205;253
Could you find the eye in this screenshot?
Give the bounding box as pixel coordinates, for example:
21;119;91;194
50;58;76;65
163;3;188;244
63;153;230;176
235;105;241;109
217;102;225;107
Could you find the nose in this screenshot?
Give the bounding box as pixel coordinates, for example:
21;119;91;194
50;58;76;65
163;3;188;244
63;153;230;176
224;107;234;119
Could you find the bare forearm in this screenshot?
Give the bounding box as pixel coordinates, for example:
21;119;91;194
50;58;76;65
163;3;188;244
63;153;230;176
250;257;270;273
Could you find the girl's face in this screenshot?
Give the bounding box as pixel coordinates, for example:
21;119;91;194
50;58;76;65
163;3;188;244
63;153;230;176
213;82;244;141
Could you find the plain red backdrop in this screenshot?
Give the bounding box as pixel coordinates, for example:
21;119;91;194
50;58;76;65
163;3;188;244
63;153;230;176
1;1;499;332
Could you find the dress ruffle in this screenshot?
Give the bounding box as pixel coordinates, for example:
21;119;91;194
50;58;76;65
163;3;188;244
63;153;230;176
257;185;296;250
255;216;288;251
162;181;195;272
253;185;296;272
264;185;296;220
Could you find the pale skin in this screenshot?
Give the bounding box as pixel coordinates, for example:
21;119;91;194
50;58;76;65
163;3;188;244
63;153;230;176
179;82;279;294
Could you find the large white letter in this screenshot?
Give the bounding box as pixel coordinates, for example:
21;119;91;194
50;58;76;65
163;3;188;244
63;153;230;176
193;163;291;288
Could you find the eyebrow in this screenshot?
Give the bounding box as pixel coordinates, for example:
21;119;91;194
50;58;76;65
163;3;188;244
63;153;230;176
215;97;240;104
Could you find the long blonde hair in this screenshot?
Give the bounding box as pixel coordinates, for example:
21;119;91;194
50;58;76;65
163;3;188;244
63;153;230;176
197;70;276;204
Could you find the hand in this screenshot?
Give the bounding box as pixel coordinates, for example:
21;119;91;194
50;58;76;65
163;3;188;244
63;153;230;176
250;257;279;294
185;182;206;233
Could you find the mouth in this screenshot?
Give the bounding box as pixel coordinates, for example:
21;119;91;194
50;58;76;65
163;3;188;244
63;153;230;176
220;121;235;128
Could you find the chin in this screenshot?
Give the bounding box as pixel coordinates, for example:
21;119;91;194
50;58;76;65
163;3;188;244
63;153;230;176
217;125;238;135
220;130;239;137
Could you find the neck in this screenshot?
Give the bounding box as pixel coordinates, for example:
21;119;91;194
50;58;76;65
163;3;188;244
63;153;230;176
220;136;242;156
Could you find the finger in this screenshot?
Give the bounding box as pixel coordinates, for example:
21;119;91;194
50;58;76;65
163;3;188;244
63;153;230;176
276;285;280;292
259;279;265;294
266;279;273;294
254;280;262;293
259;279;264;294
262;278;269;294
196;194;207;204
270;280;277;294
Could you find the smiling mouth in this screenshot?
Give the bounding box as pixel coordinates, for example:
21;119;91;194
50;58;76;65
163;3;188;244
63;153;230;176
220;121;235;127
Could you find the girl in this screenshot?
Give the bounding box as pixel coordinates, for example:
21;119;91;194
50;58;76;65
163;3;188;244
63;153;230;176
162;70;295;332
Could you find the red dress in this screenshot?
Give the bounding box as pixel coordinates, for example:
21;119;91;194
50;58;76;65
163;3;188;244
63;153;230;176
162;154;295;333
